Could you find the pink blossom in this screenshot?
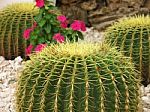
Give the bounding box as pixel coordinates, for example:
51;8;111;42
53;33;65;43
35;0;44;8
23;28;32;40
57;15;67;23
80;21;86;31
70;20;81;31
25;44;33;56
35;44;47;52
70;20;86;31
60;21;68;28
32;22;37;29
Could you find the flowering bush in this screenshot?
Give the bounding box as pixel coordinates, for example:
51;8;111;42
23;0;86;56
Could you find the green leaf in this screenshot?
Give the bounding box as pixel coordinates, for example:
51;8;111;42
45;40;52;45
44;5;49;10
30;34;38;40
34;8;44;22
34;13;42;22
34;28;40;35
38;37;45;43
50;16;59;25
66;29;73;35
53;26;60;33
30;40;36;46
39;8;45;14
44;23;51;33
47;33;53;40
45;14;52;19
39;19;46;27
77;32;84;40
71;32;78;42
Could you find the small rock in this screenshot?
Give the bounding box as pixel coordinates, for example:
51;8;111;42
0;56;5;63
0;61;9;68
0;108;5;112
145;87;150;95
141;85;145;96
147;93;150;99
142;96;149;102
147;84;150;88
14;56;23;64
143;108;150;112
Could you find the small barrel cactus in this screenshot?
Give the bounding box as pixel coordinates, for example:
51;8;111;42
0;3;38;59
16;43;141;112
105;15;150;85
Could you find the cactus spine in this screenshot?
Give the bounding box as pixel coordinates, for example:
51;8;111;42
105;15;150;85
16;43;141;112
0;3;38;59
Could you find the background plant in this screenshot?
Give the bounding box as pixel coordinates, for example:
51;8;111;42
24;0;86;55
16;43;141;112
0;3;38;59
105;15;150;86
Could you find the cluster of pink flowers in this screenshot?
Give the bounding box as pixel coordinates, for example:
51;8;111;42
34;44;47;53
23;22;47;56
53;33;65;43
57;15;68;28
23;28;32;40
57;15;86;32
35;0;44;8
54;15;86;43
71;20;86;31
25;44;33;56
23;22;37;40
25;44;47;56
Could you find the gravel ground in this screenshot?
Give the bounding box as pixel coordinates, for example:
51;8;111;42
0;56;23;112
0;28;150;112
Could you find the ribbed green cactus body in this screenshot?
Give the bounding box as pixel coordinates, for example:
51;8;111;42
0;3;38;59
16;43;140;112
105;16;150;85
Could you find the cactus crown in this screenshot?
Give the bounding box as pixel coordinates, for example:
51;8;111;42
107;15;150;30
1;3;37;13
39;43;110;57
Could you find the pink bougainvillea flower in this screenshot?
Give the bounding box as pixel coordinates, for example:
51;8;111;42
70;20;81;31
35;44;47;52
30;22;37;31
23;28;32;40
35;0;44;8
25;44;33;56
53;33;65;43
80;21;86;31
57;15;67;23
60;21;68;28
71;20;86;31
32;22;37;29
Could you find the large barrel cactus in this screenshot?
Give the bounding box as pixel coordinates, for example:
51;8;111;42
0;3;38;59
16;43;141;112
105;15;150;85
